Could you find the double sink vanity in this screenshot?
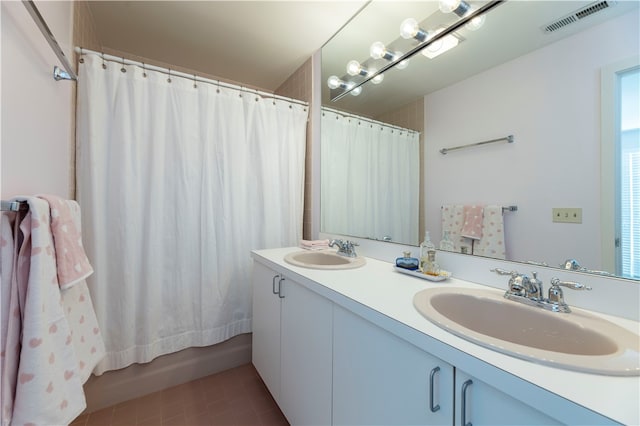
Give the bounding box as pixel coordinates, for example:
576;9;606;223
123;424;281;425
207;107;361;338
251;246;639;425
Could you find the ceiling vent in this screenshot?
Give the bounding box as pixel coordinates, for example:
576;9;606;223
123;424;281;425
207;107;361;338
542;1;617;34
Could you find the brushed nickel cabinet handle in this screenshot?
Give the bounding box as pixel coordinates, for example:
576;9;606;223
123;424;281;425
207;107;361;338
461;379;473;426
429;366;441;413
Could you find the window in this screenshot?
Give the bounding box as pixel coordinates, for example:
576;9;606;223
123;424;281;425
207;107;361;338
619;68;639;279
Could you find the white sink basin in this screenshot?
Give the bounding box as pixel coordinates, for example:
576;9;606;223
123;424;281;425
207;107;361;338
413;287;640;376
284;250;366;270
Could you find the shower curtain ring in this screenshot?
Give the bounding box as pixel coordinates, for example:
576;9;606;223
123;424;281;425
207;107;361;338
216;80;220;93
167;69;172;83
101;53;106;69
121;57;126;73
142;63;147;78
193;74;197;89
79;47;84;63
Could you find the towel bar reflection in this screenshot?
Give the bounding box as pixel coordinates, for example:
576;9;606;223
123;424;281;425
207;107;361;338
1;200;28;212
440;135;514;155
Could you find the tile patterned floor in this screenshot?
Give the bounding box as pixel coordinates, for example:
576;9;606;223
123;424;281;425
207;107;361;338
71;364;288;426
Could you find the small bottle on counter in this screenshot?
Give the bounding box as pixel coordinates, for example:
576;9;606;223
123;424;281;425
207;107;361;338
419;231;436;271
423;250;441;276
396;251;420;271
439;230;455;252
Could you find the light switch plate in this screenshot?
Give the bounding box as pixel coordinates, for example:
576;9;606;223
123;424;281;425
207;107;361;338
552;208;582;223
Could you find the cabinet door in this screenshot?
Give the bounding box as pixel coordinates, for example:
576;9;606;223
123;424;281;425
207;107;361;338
280;277;333;426
251;262;282;403
333;305;454;425
455;370;561;426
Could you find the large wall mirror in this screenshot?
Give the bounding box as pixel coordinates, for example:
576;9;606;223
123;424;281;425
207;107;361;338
321;0;639;280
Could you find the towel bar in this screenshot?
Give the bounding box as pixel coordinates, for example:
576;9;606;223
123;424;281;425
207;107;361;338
440;135;514;155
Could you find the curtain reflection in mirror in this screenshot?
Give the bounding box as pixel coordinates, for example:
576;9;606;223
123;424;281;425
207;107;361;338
321;109;420;245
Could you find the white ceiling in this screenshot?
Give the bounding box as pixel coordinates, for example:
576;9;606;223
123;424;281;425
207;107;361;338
87;0;367;91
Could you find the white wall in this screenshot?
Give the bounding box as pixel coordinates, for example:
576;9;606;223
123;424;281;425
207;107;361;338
424;11;638;270
1;0;74;199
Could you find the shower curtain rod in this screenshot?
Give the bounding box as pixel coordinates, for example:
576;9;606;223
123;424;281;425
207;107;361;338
22;0;77;81
75;47;309;107
322;106;421;135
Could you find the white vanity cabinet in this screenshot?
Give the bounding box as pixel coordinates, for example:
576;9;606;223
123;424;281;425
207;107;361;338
251;261;333;426
333;305;454;425
454;370;561;426
252;251;627;426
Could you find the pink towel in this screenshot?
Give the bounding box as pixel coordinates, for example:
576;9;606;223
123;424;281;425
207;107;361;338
37;195;93;289
460;205;484;240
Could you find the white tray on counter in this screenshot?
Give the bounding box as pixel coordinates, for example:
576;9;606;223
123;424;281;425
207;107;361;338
393;266;451;282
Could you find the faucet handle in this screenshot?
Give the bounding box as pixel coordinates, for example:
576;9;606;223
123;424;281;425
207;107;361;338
550;278;592;291
548;278;592;313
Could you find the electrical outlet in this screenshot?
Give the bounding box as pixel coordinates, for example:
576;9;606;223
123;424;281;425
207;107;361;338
552;208;582;224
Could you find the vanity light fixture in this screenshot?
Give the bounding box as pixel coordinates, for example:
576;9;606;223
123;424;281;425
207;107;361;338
329;0;504;101
400;18;429;42
439;0;472;17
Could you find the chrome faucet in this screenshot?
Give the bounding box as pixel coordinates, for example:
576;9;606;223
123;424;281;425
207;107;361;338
329;239;359;258
491;268;592;313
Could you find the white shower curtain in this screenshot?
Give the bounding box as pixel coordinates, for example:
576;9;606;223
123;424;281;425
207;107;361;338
321;109;420;245
76;54;308;374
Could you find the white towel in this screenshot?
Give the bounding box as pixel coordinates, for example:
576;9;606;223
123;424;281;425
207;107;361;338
440;205;466;253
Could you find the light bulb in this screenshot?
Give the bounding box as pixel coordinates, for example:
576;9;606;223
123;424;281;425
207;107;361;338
327;75;341;89
371;73;384;84
400;18;419;39
465;14;486;31
350;86;362;96
396;59;409;70
439;0;470;16
439;0;460;14
370;41;386;60
346;60;361;76
394;52;409;70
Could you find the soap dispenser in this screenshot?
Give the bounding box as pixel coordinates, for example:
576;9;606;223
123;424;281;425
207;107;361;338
419;231;436;271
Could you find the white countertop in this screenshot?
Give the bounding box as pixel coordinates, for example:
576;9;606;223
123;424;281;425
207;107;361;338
252;247;640;425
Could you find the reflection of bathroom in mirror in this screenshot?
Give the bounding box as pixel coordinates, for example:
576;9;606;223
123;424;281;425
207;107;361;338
321;1;640;280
